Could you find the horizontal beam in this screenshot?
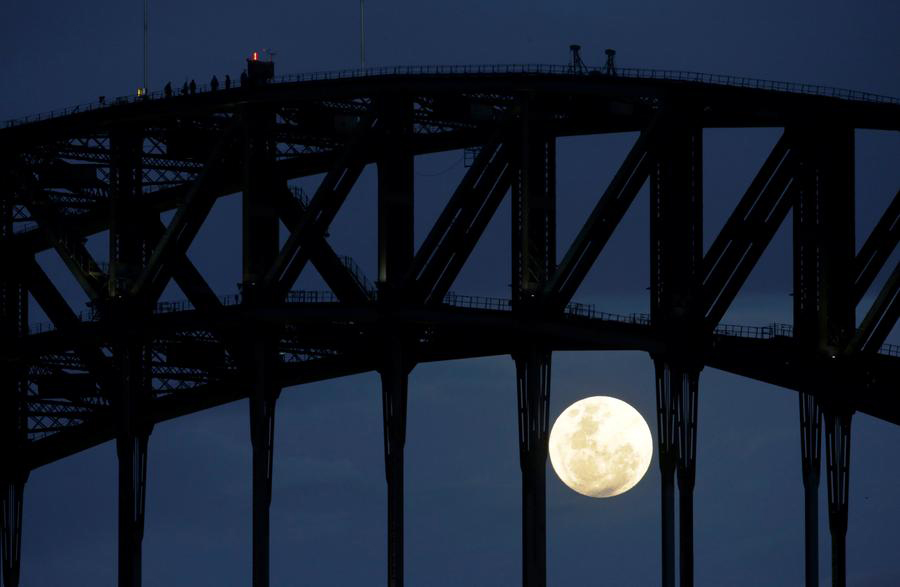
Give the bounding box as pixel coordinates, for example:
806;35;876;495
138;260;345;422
21;299;900;470
706;336;900;426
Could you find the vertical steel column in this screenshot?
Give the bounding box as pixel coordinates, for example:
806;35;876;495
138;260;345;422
793;126;856;353
109;128;151;587
511;101;555;305
653;360;677;587
377;97;414;296
514;346;551;587
825;409;851;587
511;98;555;587
376;96;414;587
799;392;822;587
652;361;699;587
1;186;28;587
1;480;25;587
793;126;855;587
248;344;277;587
115;419;149;587
241;104;281;587
650;118;703;587
676;369;699;586
379;339;409;587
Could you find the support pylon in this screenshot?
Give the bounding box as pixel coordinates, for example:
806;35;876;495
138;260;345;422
116;431;148;587
676;367;699;587
825;407;851;587
654;360;677;587
799;392;822;587
1;477;26;587
514;346;551;587
380;337;409;587
249;341;278;587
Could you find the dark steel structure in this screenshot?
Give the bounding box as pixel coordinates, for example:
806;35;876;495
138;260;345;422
1;63;898;587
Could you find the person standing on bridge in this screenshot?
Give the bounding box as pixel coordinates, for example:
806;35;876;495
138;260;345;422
164;82;172;98
189;79;197;94
211;75;219;91
225;74;231;89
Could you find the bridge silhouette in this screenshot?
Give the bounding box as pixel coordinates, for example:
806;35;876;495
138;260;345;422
1;60;898;587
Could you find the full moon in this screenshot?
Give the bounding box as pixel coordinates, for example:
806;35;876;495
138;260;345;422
549;396;653;498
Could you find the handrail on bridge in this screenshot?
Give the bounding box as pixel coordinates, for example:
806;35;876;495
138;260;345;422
4;63;898;128
25;291;898;357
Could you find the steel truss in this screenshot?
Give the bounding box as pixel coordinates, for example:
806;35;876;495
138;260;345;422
0;70;898;587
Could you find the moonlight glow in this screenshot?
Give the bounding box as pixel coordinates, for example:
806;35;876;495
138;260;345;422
548;396;653;498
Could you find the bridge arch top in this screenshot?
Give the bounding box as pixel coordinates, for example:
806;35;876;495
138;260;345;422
3;64;899;137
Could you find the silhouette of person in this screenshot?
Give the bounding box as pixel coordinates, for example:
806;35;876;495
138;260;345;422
224;74;231;90
210;75;219;91
181;82;188;96
240;71;248;87
164;82;172;98
189;79;197;95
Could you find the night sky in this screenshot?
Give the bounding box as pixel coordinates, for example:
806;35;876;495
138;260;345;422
3;1;899;585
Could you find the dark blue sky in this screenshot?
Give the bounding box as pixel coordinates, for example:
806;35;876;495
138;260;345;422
3;1;899;585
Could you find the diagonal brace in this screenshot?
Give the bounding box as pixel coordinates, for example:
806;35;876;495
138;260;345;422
274;187;371;304
262;143;368;301
427;164;513;305
849;261;899;353
130;125;237;305
701;135;797;328
22;258;110;391
409;141;511;304
142;219;225;313
20;186;106;302
542;118;660;309
853;189;899;305
407;139;501;284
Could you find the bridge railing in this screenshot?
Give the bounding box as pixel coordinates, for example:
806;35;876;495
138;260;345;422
5;64;898;128
879;342;900;357
24;292;898;357
712;322;794;339
338;256;377;295
442;292;512;311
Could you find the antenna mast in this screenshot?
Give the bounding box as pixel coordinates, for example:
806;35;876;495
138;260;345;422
360;0;366;69
143;0;149;93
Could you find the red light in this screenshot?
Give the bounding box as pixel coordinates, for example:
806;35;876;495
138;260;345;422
252;51;259;61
